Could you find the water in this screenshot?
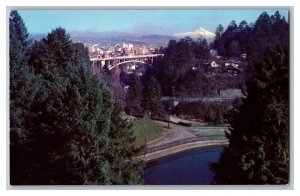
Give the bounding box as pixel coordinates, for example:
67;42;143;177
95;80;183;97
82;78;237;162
143;146;224;185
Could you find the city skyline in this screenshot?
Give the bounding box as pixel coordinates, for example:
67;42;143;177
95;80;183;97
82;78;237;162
18;9;288;35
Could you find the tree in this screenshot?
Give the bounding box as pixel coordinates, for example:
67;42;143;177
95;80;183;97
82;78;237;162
228;40;240;57
9;10;29;67
142;77;165;118
215;108;224;125
106;102;144;184
157;39;179;96
176;37;194;76
9;10;43;184
10;24;143;184
158;46;164;54
212;11;288;60
195;38;210;64
215;24;224;41
125;75;143;116
204;106;215;124
211;43;289;184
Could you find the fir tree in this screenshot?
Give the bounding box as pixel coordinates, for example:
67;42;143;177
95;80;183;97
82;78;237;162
9;10;42;184
215;108;224;125
142;77;165;118
9;10;29;67
211;43;289;184
204;106;215;124
10;21;143;184
125;75;143;116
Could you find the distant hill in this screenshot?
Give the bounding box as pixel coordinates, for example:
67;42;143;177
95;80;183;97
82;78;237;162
69;31;176;47
29;33;46;41
29;28;213;47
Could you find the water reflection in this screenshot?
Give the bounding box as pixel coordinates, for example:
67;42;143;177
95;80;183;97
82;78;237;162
144;146;225;185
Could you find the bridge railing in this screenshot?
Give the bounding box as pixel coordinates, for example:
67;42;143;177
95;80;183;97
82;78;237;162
137;136;228;155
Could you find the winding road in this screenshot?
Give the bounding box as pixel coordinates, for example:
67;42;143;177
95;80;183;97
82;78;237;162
137;117;229;161
147;120;196;148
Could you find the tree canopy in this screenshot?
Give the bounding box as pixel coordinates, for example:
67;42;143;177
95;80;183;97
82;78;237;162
211;42;289;184
212;11;288;59
10;11;143;185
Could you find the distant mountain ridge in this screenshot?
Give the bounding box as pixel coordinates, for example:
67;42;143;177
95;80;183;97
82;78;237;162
29;27;214;47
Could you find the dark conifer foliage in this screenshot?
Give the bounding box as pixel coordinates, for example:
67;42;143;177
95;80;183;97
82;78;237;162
10;10;42;184
9;11;29;67
125;75;143;116
142;77;165;118
157;37;210;96
211;43;289;184
212;11;288;59
210;11;289;185
10;11;142;185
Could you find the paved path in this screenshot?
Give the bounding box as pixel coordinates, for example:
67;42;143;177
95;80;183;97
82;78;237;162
139;139;229;162
136;118;229;162
147;120;196;148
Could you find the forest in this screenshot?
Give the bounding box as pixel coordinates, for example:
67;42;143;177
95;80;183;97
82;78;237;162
10;11;143;185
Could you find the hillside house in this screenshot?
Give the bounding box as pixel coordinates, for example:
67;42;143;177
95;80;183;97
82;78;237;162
210;60;220;68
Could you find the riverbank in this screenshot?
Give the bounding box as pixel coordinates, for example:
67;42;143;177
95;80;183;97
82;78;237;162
137;138;229;162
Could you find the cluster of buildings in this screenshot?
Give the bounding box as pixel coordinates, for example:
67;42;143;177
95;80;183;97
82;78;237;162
123;63;146;76
85;42;157;58
200;54;247;76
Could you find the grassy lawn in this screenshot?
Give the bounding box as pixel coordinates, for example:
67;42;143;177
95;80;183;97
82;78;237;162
130;118;164;147
195;130;226;137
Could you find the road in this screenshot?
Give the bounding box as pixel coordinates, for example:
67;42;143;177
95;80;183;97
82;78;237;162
147;121;196;148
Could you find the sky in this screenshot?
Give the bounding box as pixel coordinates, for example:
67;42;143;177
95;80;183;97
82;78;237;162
18;9;289;35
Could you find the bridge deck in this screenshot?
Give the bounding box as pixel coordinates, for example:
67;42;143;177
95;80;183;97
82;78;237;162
90;54;163;61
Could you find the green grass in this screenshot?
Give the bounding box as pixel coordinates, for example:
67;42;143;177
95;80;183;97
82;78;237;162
195;130;226;137
130;118;164;147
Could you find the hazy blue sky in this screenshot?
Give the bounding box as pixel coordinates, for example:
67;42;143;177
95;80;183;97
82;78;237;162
18;9;289;35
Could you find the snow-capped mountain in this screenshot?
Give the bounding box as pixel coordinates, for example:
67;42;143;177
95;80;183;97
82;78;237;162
175;27;215;39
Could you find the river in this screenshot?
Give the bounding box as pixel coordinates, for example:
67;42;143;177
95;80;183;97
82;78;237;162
143;146;224;185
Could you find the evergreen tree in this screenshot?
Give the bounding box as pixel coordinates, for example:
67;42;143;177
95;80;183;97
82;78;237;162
142;77;165;118
195;38;210;64
204;106;215;124
211;43;289;184
212;11;288;59
213;24;224;54
125;75;143;116
158;46;164;54
215;108;224;125
215;24;224;41
158;39;179;96
10;21;143;184
106;102;144;184
9;10;42;184
9;10;29;67
176;37;194;76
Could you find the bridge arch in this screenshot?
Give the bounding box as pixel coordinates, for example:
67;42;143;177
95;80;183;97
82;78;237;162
90;54;164;73
109;60;147;70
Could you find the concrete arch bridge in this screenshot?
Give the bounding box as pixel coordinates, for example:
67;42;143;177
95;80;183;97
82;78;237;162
90;54;163;74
